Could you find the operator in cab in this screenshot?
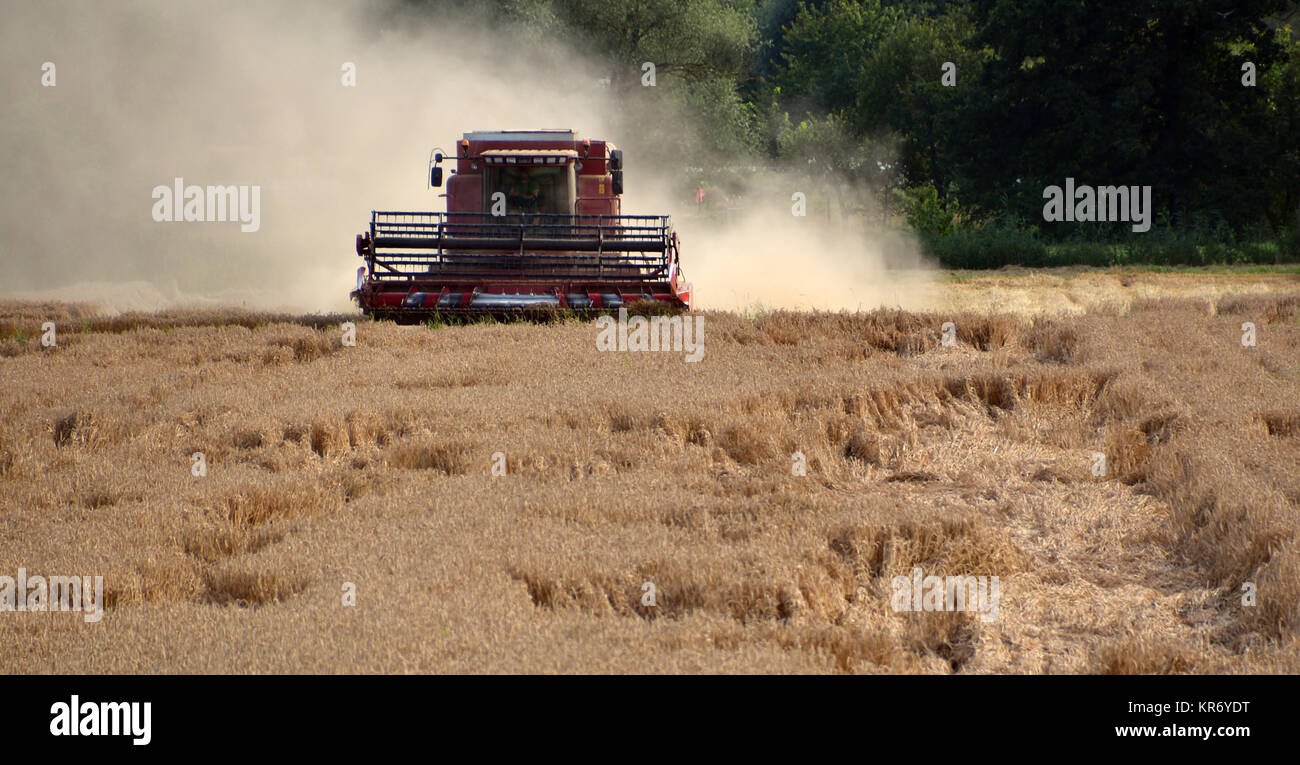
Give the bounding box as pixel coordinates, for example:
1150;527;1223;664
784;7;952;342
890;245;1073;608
506;170;542;214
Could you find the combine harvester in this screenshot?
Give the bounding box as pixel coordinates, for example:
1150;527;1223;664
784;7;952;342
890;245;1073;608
352;129;692;319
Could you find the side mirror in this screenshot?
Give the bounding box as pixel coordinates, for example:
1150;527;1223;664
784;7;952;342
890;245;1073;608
609;148;623;171
431;165;443;187
611;169;623;195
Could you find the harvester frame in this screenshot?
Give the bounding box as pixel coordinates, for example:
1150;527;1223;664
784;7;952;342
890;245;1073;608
351;129;691;319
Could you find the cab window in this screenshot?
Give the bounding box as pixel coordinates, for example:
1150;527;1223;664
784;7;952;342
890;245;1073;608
487;165;574;215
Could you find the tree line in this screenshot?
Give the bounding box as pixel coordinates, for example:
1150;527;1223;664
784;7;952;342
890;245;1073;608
408;0;1300;266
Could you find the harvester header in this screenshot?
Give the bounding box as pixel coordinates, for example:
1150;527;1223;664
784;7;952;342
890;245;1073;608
352;129;692;317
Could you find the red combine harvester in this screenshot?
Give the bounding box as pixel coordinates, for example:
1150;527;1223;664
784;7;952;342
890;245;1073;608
352;129;692;318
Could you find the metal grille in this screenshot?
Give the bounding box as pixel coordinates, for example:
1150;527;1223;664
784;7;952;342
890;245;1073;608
362;212;674;281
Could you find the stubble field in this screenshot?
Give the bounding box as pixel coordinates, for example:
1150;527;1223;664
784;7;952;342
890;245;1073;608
2;268;1299;673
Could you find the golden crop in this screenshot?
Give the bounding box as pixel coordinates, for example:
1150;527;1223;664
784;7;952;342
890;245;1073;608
2;270;1298;673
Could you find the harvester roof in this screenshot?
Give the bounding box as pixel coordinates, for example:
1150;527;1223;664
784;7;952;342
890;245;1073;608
464;129;577;142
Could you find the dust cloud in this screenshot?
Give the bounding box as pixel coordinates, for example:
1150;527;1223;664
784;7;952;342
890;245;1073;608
0;0;935;315
672;205;938;312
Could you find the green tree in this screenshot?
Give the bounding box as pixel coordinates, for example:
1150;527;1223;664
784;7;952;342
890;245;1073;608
549;0;758;90
851;7;982;201
957;0;1293;233
774;0;901;117
775;113;894;223
1260;24;1300;231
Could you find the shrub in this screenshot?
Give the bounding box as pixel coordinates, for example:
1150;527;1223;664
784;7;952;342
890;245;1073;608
924;226;1047;269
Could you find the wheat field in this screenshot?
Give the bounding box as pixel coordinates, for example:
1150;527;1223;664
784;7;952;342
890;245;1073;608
1;268;1298;673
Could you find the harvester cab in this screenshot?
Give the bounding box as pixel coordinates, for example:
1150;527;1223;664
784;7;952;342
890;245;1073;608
353;129;691;317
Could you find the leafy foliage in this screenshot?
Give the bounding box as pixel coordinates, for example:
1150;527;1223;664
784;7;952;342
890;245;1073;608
421;0;1300;264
